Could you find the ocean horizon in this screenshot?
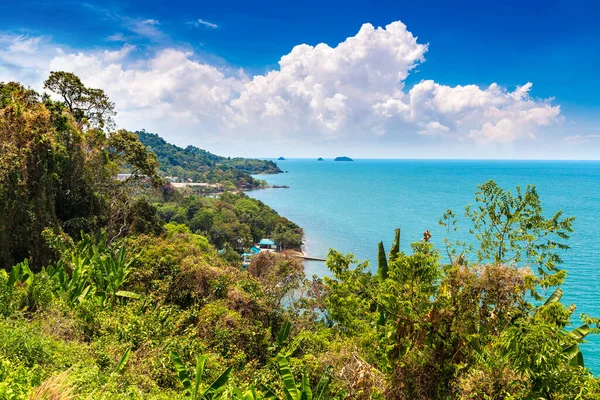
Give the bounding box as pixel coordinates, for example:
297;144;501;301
250;158;600;372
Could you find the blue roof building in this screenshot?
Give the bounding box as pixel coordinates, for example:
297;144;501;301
250;246;261;254
258;238;277;250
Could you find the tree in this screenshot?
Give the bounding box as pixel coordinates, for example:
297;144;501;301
44;71;116;130
323;181;599;399
107;129;162;186
464;180;574;290
0;76;163;269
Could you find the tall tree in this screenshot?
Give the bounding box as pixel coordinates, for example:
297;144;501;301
44;71;116;130
0;75;162;269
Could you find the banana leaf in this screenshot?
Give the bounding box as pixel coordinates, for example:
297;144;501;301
112;348;131;375
193;355;207;399
278;354;300;400
170;351;191;392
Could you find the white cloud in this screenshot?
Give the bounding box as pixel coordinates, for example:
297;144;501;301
106;33;127;42
399;80;561;143
193;19;218;29
0;21;563;155
103;43;136;62
128;19;164;39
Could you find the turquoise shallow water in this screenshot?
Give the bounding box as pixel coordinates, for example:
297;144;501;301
249;159;600;372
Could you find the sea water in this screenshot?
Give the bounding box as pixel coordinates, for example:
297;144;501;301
249;159;600;372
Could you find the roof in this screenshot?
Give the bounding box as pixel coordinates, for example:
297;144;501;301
258;239;276;246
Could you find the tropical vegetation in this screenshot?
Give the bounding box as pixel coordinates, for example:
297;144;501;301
136;130;281;190
1;72;599;399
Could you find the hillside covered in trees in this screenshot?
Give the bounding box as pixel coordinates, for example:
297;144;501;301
1;72;600;400
136;131;282;190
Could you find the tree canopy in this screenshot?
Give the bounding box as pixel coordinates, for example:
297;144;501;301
44;71;116;130
137;130;281;189
0;76;160;269
1;73;599;399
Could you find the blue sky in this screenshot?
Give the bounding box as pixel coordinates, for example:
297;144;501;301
1;0;599;158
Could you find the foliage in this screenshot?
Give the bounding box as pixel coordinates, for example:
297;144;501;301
41;231;138;310
155;192;303;252
170;351;232;399
136;130;280;189
323;181;599;399
44;71;116;130
463;180;575;289
0;78;162;270
2;71;600;399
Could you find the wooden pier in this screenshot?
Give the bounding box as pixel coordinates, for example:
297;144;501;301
289;252;327;262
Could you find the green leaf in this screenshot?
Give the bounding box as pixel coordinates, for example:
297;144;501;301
571;351;585;367
278;354;300;400
389;228;400;261
115;290;141;299
332;391;347;400
569;325;590;341
257;384;278;400
77;286;91;304
231;386;244;399
564;343;585;367
562;343;583;366
193;355;206;399
170;351;191;392
543;288;563;306
300;373;312;400
314;366;333;400
277;321;292;346
203;365;232;399
377;241;388;282
112;348;131;375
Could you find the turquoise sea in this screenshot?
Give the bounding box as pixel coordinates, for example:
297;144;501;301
249;159;600;372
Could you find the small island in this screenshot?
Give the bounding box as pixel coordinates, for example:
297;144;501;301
277;157;286;160
334;156;354;161
317;157;324;161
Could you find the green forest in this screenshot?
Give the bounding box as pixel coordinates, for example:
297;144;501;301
136;130;282;190
1;72;600;399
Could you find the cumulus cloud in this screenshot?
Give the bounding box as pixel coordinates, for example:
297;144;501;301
397;80;561;143
0;21;563;153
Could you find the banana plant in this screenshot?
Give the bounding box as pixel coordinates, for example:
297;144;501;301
542;287;591;367
277;353;312;400
277;354;343;400
3;259;34;287
89;244;137;308
377;242;388;282
46;260;92;307
389;228;401;262
376;228;401;285
170;351;232;399
269;321;292;356
45;231;139;309
376;230;400;328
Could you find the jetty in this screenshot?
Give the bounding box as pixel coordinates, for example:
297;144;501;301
288;251;327;262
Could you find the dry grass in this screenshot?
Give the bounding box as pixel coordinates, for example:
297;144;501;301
29;370;75;400
320;346;387;399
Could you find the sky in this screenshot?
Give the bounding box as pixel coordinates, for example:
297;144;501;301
1;0;599;159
